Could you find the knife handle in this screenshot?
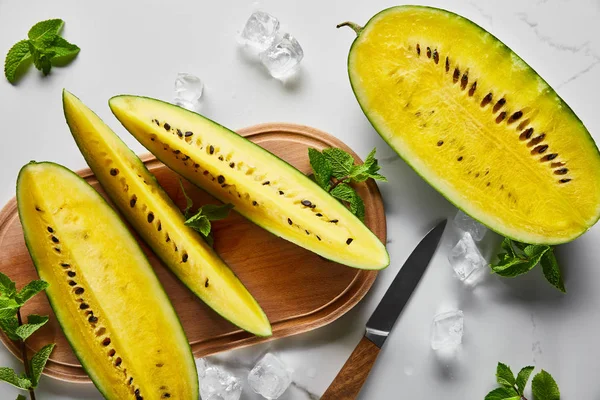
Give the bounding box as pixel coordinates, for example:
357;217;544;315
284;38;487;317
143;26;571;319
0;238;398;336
321;336;381;400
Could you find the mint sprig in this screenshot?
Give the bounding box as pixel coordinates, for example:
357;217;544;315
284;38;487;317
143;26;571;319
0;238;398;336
4;19;79;84
0;272;54;400
308;147;386;221
179;180;234;246
490;238;565;293
486;363;560;400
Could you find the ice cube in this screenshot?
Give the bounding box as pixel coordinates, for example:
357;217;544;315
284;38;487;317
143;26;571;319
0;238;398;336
431;310;464;350
248;353;293;399
448;232;487;284
453;210;487;241
200;366;242;400
197;358;208;379
174;73;204;111
239;11;280;52
260;33;303;79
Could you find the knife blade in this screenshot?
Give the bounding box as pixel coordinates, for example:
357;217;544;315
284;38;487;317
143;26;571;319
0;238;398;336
321;219;447;400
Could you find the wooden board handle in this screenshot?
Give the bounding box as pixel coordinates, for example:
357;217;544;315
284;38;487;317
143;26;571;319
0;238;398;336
321;336;381;400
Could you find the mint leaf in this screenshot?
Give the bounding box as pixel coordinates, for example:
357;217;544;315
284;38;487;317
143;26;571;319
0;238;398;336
179;179;194;219
185;214;211;237
199;203;234;221
4;40;31;84
484;387;521;400
349;148;387;182
491;239;550;278
532;370;560;400
0;367;31;389
496;362;516;387
513;241;528;251
524;245;550;259
47;36;80;67
16;280;48;305
15;315;49;341
28;42;54;76
308;148;332;191
0;315;20;341
540;250;566;293
500;238;517;259
0;273;17;299
516;366;535;394
17;395;27;400
323;148;354;179
30;343;55;387
0;298;20;319
330;183;365;221
28;19;64;42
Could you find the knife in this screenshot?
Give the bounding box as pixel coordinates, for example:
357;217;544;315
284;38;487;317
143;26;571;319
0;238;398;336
321;220;447;400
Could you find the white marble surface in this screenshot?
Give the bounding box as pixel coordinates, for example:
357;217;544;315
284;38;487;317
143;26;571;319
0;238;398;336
1;0;599;398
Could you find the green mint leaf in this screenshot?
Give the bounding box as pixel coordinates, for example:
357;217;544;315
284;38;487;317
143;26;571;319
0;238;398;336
199;203;234;221
496;362;516;387
28;42;55;76
330;183;365;221
322;148;354;179
179;179;194;219
16;280;49;305
513;241;528;251
524;244;550;259
17;394;27;400
0;273;17;299
531;370;560;400
0;367;31;389
0;298;20;319
349;148;388;182
492;259;537;278
484;387;521;400
501;238;517;259
0;315;21;341
4;40;31;84
540;249;566;293
47;36;80;66
308;148;332;191
516;366;535;394
28;19;64;42
15;315;49;341
185;214;211;237
30;343;55;387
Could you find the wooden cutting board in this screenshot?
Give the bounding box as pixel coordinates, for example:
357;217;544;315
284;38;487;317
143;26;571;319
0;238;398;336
0;123;386;383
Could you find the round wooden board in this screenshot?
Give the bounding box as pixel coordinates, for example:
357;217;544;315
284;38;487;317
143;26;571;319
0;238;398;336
0;123;386;383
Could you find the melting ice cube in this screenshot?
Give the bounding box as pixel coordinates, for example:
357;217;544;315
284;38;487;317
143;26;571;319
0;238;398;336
431;310;464;350
248;353;293;399
453;210;487;241
239;11;280;52
200;366;242;400
448;231;487;284
174;73;204;112
260;33;304;79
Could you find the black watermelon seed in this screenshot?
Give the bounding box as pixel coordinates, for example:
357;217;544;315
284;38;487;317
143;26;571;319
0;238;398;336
279;191;284;195
445;56;450;72
433;49;439;63
79;303;89;310
182;253;188;262
164;123;171;131
68;271;76;277
559;178;572;183
426;47;431;58
346;238;354;245
317;236;321;241
173;150;181;154
156;363;164;367
330;219;339;223
469;82;477;96
457;156;463;161
229;162;235;168
35;206;42;212
109;349;116;357
194;163;200;168
493;98;506;113
437;140;444;146
89;316;98;323
203;170;209;175
74;287;84;295
154;119;160;126
147;213;154;223
135;389;140;396
163;394;171;399
542;153;558;161
182;155;190;161
416;44;420;55
460;72;468;90
47;227;53;233
128;377;133;385
54;247;61;253
252;201;258;206
209;145;214;154
102;338;111;346
495;112;507;123
110;168;119;176
316;213;323;217
288;218;293;225
535;145;549;154
157;222;162;231
205;278;209;288
509;111;523;122
52;236;59;243
481;93;493;107
114;357;122;366
262;181;270;185
555;168;568;175
301;200;312;207
68;280;77;286
185;131;193;137
453;68;460;83
61;263;70;268
520;128;534;140
177;129;183;137
217;175;225;184
166;235;171;243
218;155;224;161
305;230;310;235
130;196;137;207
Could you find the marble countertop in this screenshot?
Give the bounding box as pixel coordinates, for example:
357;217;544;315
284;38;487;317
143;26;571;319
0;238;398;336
1;0;599;398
